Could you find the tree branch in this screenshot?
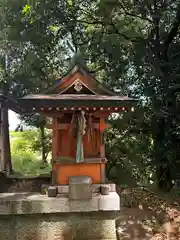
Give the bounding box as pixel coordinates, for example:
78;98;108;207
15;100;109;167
78;19;143;42
153;0;160;58
109;20;132;40
117;0;153;23
163;4;180;55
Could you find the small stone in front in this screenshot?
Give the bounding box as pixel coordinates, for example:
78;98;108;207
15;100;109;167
48;186;57;197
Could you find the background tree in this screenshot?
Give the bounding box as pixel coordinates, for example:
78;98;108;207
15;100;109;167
81;0;180;191
2;0;180;191
21;114;51;163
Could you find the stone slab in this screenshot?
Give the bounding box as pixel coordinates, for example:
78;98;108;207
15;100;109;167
99;193;120;211
0;192;120;215
57;183;116;194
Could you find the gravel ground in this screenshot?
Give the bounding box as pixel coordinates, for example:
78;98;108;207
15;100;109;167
117;188;180;239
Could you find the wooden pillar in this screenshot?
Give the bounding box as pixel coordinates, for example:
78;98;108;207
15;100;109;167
51;113;64;159
52;117;58;185
100;118;105;158
52;117;58;159
100;118;106;183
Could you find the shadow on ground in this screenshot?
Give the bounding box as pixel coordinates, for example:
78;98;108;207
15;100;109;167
116;188;180;240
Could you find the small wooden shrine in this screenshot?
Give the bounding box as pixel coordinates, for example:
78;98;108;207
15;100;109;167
20;60;136;185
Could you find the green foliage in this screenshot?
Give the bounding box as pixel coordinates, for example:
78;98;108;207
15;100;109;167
10;130;51;176
20;114;52;162
22;4;31;15
10;130;38;153
12;153;51;176
106;108;154;186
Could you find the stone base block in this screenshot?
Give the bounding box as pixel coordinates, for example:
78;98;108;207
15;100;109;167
56;183;116;194
0;192;120;214
0;214;117;240
0;192;120;239
40;183;116;195
69;176;92;200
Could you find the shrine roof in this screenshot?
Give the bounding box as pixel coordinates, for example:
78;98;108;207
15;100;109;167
20;94;137;109
0;93;22;114
19;57;138;111
45;63;116;96
22;94;134;101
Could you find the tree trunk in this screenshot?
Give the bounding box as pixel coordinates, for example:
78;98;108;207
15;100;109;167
153;116;173;192
156;164;172;192
1;107;13;173
0;107;4;173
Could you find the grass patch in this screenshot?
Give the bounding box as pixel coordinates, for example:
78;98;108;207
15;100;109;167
12;154;51;176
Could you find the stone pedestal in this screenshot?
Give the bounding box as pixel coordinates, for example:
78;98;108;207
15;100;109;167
69;175;92;200
0;190;120;240
0;213;117;240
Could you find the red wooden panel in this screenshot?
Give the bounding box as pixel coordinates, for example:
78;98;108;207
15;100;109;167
54;163;105;184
